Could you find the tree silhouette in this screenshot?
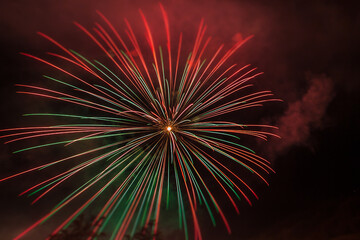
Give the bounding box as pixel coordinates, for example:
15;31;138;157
48;215;106;240
125;221;162;240
48;216;162;240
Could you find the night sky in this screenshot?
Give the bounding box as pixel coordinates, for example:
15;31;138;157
0;0;359;239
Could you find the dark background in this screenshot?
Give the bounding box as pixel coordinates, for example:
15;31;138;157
0;0;359;239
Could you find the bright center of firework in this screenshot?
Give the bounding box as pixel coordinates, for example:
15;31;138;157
166;126;172;132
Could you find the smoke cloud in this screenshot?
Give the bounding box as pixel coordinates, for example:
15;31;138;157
269;74;334;157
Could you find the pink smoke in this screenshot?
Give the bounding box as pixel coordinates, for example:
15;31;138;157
270;74;334;157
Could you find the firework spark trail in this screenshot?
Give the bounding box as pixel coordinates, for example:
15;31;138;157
0;4;280;240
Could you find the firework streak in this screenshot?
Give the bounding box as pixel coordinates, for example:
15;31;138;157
1;4;280;240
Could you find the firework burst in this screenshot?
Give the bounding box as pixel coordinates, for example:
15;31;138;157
1;4;280;240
